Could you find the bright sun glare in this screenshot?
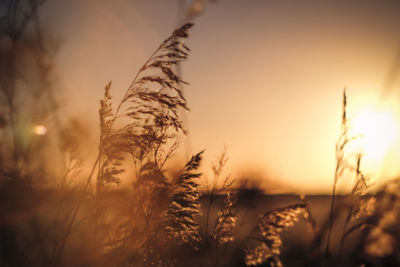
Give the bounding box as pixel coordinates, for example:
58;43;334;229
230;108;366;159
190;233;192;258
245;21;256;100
352;108;397;162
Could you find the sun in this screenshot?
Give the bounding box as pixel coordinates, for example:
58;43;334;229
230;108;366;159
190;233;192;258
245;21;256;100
351;108;398;162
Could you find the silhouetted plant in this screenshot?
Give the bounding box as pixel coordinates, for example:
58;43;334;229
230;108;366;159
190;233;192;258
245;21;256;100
212;193;237;245
203;148;235;237
244;203;308;266
362;178;400;261
338;154;376;258
166;151;203;249
91;22;200;266
326;89;361;256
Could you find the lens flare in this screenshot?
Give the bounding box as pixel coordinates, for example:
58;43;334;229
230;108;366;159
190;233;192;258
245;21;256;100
34;125;47;135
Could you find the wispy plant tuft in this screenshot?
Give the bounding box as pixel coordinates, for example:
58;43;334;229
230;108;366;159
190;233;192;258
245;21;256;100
97;82;126;190
95;22;197;265
363;179;400;258
245;203;307;266
326;89;361;256
212;193;237;245
166;150;203;249
118;23;195;172
347;155;375;223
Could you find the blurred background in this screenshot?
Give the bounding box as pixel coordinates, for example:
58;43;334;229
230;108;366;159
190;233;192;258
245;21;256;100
9;0;400;194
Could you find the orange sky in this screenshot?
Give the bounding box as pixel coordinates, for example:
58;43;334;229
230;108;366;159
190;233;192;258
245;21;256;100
41;0;400;193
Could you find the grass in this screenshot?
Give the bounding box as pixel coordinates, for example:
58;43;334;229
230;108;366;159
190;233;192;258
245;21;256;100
1;5;400;266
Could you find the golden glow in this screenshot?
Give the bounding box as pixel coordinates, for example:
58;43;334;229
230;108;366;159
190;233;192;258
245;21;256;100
34;125;47;136
53;0;400;193
352;108;397;162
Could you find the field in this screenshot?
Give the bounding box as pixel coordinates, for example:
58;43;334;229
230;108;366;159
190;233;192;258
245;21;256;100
2;1;400;266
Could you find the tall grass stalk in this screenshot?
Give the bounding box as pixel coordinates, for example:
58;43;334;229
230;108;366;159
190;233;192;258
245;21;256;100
326;89;352;257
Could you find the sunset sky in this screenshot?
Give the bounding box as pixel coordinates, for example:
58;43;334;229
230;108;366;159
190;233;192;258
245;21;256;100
40;0;400;193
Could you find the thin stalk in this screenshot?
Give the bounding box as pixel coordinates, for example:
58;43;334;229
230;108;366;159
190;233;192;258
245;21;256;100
326;89;348;258
52;154;100;264
326;172;338;257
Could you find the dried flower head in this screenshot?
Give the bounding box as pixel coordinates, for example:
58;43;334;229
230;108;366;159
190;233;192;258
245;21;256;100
364;179;400;258
212;193;237;244
245;203;307;266
350;196;376;222
165;151;203;249
97;82;127;189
